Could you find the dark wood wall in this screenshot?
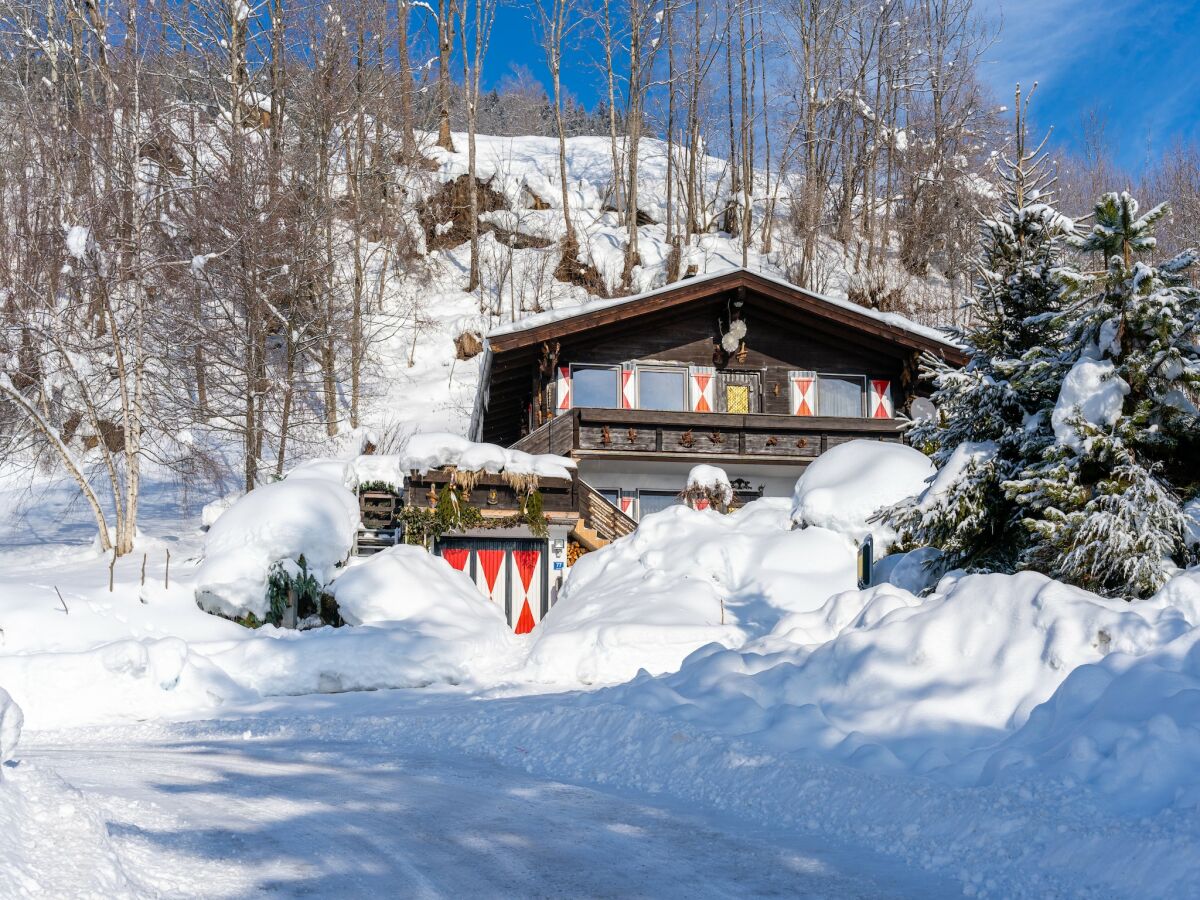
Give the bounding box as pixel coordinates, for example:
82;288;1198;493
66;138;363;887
482;288;924;446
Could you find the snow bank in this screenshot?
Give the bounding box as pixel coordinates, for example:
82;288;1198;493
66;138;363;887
606;571;1193;773
0;638;249;730
525;499;857;683
973;624;1200;814
0;688;21;771
194;479;360;620
1052;357;1129;452
790;440;935;547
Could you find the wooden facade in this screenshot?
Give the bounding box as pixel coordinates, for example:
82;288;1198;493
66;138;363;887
475;268;964;452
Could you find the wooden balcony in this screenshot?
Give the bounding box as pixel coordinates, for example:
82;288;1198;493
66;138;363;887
512;407;903;463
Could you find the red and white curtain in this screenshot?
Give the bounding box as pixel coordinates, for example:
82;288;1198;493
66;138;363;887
869;379;893;419
555;366;571;415
689;366;715;413
619;495;637;520
789;370;818;416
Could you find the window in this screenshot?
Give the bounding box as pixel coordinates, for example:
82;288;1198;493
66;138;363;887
725;384;750;414
597;488;621;507
818;374;865;417
637;490;679;519
571;365;619;408
638;367;688;411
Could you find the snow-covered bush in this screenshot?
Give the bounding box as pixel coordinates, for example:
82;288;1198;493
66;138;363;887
526;499;857;683
0;688;22;775
682;464;733;511
791;440;934;548
194;479;360;622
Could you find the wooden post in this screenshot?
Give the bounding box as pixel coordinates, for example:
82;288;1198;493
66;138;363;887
109;549;116;592
164;548;171;589
141;553;147;586
55;586;69;614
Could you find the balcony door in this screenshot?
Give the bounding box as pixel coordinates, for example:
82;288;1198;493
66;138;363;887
717;371;761;414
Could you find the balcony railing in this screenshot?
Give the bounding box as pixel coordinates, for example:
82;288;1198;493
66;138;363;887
512;407;902;461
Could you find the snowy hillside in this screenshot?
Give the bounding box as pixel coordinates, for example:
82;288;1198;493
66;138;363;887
358;132;946;438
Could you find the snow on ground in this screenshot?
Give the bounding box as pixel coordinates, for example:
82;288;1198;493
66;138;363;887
525;499;858;684
3;439;1200;897
16;694;958;899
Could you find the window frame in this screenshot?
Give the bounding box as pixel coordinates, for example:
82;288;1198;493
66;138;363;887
569;363;621;409
815;372;867;418
635;364;690;412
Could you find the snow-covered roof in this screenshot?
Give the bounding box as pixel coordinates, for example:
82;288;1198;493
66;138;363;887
347;433;576;487
487;266;962;355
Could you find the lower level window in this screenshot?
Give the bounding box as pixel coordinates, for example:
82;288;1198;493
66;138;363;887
818;374;865;418
637;490;679;519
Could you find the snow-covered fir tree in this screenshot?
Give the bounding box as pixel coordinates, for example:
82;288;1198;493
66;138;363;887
885;89;1073;571
1006;191;1200;597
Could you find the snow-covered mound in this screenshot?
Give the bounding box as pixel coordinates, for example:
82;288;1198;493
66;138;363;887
333;545;513;640
967;567;1200;814
604;571;1193;775
194;479;360;620
791;440;935;547
0;688;21;772
0;638;249;730
524;499;857;684
973;624;1200;814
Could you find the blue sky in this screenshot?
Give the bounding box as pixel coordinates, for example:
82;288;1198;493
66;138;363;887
983;0;1200;171
479;0;1200;172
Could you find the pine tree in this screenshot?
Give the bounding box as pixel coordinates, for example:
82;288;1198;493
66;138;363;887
886;87;1073;571
1006;191;1200;598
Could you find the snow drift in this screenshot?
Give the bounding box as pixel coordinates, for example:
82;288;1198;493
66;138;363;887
604;570;1194;777
525;499;858;684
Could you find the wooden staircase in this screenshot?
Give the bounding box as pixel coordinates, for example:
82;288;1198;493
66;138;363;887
571;480;637;550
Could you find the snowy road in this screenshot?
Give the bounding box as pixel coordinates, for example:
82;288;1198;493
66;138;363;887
24;695;956;899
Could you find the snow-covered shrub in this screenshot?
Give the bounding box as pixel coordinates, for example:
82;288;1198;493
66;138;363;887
194;479;360;623
0;688;22;775
791;440;934;548
682;464;733;511
525;499;857;683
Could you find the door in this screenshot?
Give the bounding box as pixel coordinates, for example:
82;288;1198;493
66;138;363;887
435;538;549;634
717;371;761;413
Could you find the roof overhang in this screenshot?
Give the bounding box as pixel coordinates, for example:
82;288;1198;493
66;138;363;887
486;268;966;365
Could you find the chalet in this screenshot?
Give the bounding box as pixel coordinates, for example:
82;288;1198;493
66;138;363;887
473;266;962;507
364;268;963;635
